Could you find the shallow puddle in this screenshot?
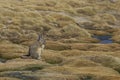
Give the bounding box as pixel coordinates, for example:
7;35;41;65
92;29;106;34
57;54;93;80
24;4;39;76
0;58;7;63
93;35;113;44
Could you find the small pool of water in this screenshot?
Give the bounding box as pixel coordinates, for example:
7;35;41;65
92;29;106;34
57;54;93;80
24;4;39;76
0;58;7;63
93;35;113;44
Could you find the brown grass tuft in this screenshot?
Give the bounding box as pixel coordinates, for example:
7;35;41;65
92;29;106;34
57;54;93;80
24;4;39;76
43;50;65;64
0;41;27;59
0;58;51;72
46;41;71;51
76;6;97;16
0;77;20;80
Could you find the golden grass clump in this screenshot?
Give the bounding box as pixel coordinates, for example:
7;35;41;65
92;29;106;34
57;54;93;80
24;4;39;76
76;6;97;16
100;14;117;24
59;38;79;43
48;13;75;27
61;49;120;59
89;45;112;51
0;41;27;59
70;43;96;51
42;66;78;74
112;29;120;43
0;29;22;43
62;58;101;67
93;22;111;30
37;74;79;80
92;13;117;26
7;25;21;31
112;35;120;43
69;43;120;51
43;50;65;64
19;32;38;46
89;44;120;51
0;77;20;80
42;66;119;76
67;0;87;8
0;58;51;72
60;49;83;57
100;76;120;80
61;24;91;38
47;28;62;38
46;41;71;51
89;30;110;36
80;54;120;72
0;0;120;79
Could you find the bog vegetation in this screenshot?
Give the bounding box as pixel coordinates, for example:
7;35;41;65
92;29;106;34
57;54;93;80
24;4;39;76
0;0;120;80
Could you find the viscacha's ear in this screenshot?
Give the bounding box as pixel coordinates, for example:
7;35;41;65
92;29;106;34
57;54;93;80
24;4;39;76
37;34;42;41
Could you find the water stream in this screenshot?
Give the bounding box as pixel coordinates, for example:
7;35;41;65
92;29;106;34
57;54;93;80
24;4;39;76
0;58;7;63
93;35;113;44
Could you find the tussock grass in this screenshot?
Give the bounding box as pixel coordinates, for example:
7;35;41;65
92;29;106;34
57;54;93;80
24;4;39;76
0;0;120;79
0;59;51;72
0;41;27;59
61;24;91;38
62;58;101;67
89;30;111;36
100;76;120;80
80;54;120;73
0;77;20;80
47;29;62;39
92;14;117;25
70;43;120;51
61;50;120;59
46;41;71;51
112;29;120;43
76;6;97;16
43;50;65;64
0;0;119;44
42;66;119;76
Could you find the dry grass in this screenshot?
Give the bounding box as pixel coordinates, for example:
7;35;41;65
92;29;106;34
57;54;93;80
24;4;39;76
100;76;120;80
0;0;120;79
89;30;111;36
61;24;91;38
37;74;79;80
46;41;71;51
61;50;120;59
47;28;62;39
0;58;51;72
92;14;117;25
69;43;120;51
0;77;20;80
62;58;101;67
42;50;65;64
0;41;27;59
80;55;120;69
76;6;97;16
0;0;119;44
112;29;120;43
42;66;119;76
0;0;94;44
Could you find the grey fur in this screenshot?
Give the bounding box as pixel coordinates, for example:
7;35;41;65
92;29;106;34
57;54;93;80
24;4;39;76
22;34;45;59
